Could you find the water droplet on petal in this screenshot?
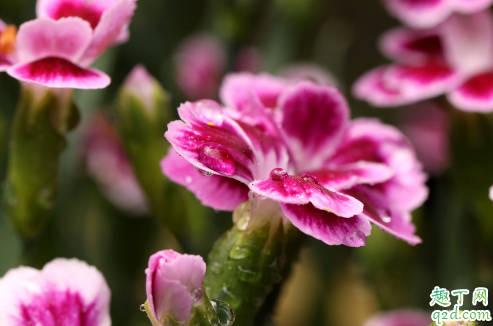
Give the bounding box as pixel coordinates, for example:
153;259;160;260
197;143;235;176
381;216;391;223
342;230;366;247
269;168;288;181
139;304;146;312
211;299;236;326
194;166;213;177
185;176;193;183
192;288;203;302
302;174;320;185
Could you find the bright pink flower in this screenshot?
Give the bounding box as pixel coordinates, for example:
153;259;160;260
175;34;226;100
354;10;493;113
145;250;206;324
162;72;427;247
383;0;493;29
83;113;148;215
0;258;110;326
400;102;450;175
363;309;431;326
2;0;136;89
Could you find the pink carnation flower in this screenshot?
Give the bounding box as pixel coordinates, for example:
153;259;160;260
145;250;206;324
161;72;428;247
1;0;136;89
383;0;493;29
354;10;493;113
0;258;111;326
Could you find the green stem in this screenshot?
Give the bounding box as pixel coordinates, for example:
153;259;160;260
203;199;305;326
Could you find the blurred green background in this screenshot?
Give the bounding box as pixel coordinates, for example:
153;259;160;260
0;0;492;325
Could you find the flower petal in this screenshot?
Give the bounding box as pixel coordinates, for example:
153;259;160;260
347;188;422;245
219;72;289;112
352;66;416;107
165;100;257;184
448;71;493;112
383;0;452;29
16;17;92;63
151;278;193;323
280;81;349;170
331;118;428;212
36;0;118;29
383;61;460;101
161;149;249;211
441;10;493;75
310;162;394;191
7;57;111;89
250;173;363;217
0;258;111;326
454;0;493;13
379;27;444;63
80;0;136;65
280;203;371;247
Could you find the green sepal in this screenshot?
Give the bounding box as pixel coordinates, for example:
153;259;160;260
203;200;291;326
3;85;78;241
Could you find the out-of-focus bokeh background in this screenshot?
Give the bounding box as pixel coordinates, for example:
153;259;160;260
0;0;492;325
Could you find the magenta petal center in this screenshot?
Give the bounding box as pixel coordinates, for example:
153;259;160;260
53;1;103;29
18;289;99;326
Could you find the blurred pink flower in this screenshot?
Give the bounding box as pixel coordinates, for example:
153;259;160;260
354;10;493;113
383;0;493;29
0;258;111;326
83;113;148;215
145;250;206;324
162;73;428;247
175;34;226;100
1;0;136;89
363;309;431;326
400;102;450;175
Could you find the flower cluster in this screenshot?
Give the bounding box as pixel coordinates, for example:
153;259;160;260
162;73;428;247
354;1;493;112
0;0;136;89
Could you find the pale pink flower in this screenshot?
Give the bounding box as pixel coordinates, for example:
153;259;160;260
0;258;111;326
145;250;206;324
83;113;148;215
175;34;226;100
2;0;136;89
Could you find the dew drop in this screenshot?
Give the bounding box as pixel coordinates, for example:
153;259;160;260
302;174;319;185
342;230;366;247
197;143;235;176
194;166;213;177
185;176;193;183
211;299;236;326
269;168;288;181
139;304;146;312
192;288;203;302
381;216;391;223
